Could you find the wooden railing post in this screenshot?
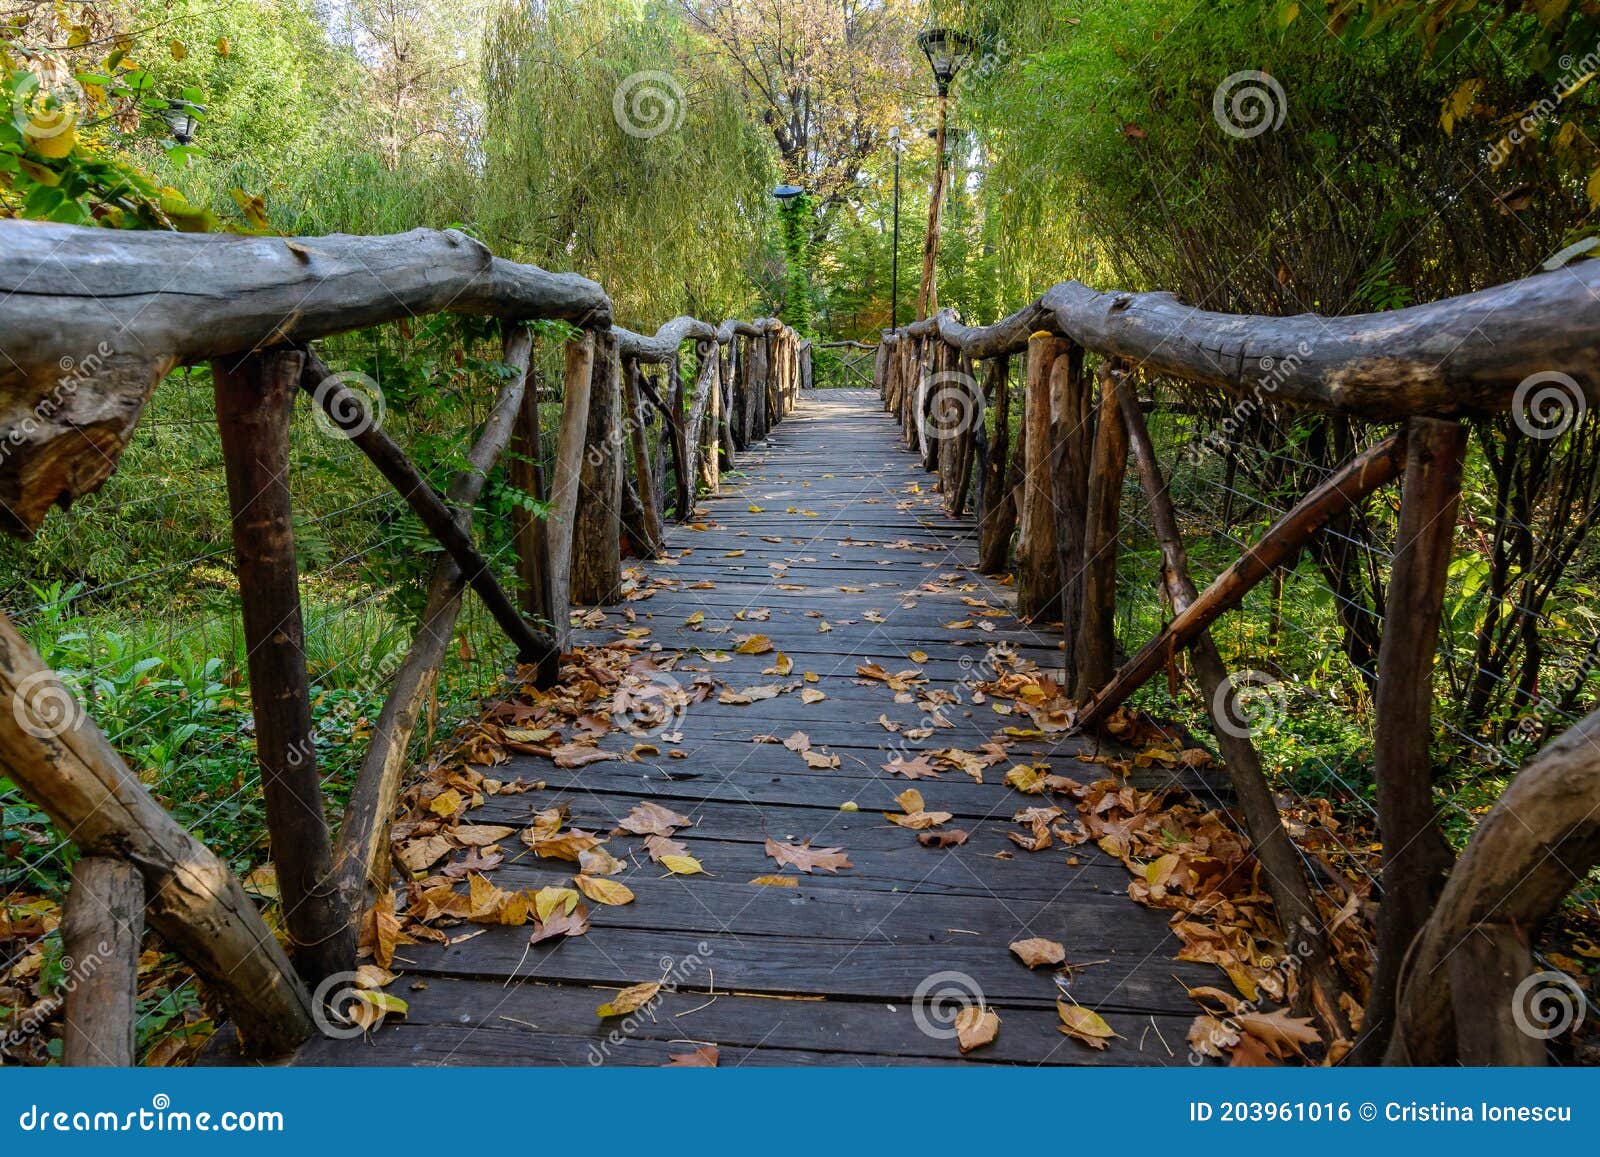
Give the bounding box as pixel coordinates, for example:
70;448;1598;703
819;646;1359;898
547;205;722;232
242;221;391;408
1355;415;1468;1064
666;352;691;517
977;355;1017;574
622;357;665;556
546;331;597;646
704;340;722;493
1052;345;1094;678
1017;334;1071;619
213;348;351;983
571;328;624;605
61;856;142;1066
1076;361;1129;696
507;326;551;629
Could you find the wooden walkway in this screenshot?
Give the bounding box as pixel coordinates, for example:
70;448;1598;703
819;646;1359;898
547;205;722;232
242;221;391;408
288;389;1221;1066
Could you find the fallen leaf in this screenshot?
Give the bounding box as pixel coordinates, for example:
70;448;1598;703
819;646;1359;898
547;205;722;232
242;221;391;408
597;981;661;1018
575;875;636;906
918;829;969;848
955;1005;1000;1053
665;1044;719;1066
619;801;693;836
1057;1000;1122;1050
1009;938;1067;968
765;839;852;873
660;854;706;875
749;875;800;887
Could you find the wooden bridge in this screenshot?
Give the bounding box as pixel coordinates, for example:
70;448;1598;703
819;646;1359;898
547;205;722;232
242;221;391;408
4;220;1600;1068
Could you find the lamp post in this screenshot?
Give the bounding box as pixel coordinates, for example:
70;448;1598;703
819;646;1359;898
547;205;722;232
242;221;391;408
772;184;808;331
889;126;902;331
914;27;974;321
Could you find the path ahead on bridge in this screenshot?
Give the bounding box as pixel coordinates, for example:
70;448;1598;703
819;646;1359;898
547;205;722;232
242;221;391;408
290;389;1218;1066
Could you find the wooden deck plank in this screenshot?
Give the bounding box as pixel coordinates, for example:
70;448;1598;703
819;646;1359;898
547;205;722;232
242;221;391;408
277;388;1222;1069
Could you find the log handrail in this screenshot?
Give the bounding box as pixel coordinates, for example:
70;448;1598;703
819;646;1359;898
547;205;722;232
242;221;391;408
0;218;805;1062
895;262;1600;419
876;258;1600;1066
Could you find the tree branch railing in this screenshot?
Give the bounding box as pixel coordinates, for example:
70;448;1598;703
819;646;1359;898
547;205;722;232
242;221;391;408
0;220;809;1062
876;263;1600;1066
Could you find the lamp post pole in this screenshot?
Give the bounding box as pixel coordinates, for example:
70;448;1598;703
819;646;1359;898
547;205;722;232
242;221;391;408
889;126;901;331
914;29;973;322
915;95;949;321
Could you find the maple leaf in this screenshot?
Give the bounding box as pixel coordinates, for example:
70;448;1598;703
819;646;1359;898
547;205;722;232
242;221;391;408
955;1006;1000;1054
1234;1009;1321;1061
665;1044;719;1066
618;801;693;836
918;829;969;848
764;838;852;873
643;833;690;861
1009;938;1066;968
884;754;939;780
1057;1000;1123;1050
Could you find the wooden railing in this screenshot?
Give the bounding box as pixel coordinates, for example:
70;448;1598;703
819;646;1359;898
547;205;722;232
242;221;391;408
877;266;1600;1065
0;220;809;1062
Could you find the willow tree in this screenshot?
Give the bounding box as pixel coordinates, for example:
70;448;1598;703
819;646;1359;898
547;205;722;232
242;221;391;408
480;0;776;327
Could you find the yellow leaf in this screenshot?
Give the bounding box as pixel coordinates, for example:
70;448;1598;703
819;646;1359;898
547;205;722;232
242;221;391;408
169;39;187;61
748;505;765;513
25;126;76;159
735;634;773;654
660;854;705;875
429;788;463;817
216;35;231;57
596;981;661;1018
749;875;799;887
800;688;827;704
533;886;579;921
1587;167;1600;209
574;875;635;906
1057;1000;1122;1049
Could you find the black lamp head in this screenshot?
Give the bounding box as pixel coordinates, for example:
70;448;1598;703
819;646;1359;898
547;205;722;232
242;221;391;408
917;28;976;97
